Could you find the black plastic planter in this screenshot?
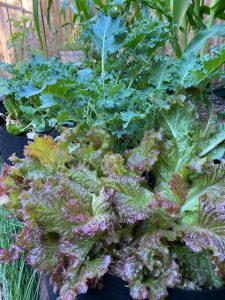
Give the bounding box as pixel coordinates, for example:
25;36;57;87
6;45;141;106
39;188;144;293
77;285;225;300
0;126;30;164
0;100;6;127
166;287;225;300
44;274;225;300
77;275;133;300
44;274;133;300
0;126;58;165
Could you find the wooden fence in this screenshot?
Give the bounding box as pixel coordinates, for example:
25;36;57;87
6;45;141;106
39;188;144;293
0;1;224;66
0;0;73;64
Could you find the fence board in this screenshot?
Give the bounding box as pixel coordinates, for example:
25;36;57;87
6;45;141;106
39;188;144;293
0;5;13;63
0;0;224;67
0;0;74;63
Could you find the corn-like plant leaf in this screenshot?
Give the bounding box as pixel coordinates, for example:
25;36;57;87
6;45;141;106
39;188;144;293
173;0;192;31
47;0;53;28
172;0;192;56
32;0;45;52
184;24;225;56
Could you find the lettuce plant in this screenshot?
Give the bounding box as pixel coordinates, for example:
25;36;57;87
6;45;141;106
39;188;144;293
0;101;225;300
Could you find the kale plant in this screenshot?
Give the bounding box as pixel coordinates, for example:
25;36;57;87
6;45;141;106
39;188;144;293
1;56;91;135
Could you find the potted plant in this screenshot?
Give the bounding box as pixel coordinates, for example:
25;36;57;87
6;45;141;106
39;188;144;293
0;100;225;299
0;56;88;163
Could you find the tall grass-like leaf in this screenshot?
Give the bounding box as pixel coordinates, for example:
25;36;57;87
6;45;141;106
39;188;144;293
32;0;45;52
184;24;225;56
173;0;192;30
172;0;192;57
47;0;53;28
76;0;92;20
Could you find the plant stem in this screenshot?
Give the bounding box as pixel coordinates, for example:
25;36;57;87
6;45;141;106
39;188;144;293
21;22;26;62
101;52;105;91
194;0;201;35
201;0;219;56
181;15;188;50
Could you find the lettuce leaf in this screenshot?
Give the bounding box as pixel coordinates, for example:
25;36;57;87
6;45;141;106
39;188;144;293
181;193;225;261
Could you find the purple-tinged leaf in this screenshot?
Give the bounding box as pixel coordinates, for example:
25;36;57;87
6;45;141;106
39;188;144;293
59;256;111;299
125;130;162;175
102;153;129;176
103;176;153;223
149;192;180;217
182;193;225;261
169;173;188;205
115;231;181;300
73;188;115;239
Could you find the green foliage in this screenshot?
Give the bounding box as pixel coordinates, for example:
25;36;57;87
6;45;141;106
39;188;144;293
1;7;225;299
0;208;40;300
2;56;83;134
6;16;35;62
32;0;45;52
173;245;222;289
2;12;225;140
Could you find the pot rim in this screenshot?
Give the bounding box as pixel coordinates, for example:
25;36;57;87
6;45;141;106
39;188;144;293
0;125;58;139
168;287;225;294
